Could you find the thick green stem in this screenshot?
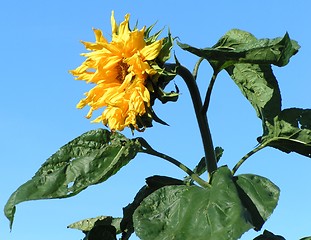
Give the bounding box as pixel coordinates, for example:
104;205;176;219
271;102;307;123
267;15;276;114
138;138;210;188
165;63;217;176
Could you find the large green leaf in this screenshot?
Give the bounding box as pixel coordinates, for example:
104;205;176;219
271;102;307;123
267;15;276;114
133;166;279;240
261;108;311;157
234;174;280;230
226;63;281;120
121;175;185;239
178;29;300;121
220;30;298;121
178;29;300;69
4;128;141;228
68;216;122;234
253;230;285;240
68;216;122;240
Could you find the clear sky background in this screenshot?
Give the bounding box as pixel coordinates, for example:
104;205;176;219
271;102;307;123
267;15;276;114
1;1;311;239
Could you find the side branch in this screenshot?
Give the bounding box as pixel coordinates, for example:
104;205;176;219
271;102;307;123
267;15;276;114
138;138;210;188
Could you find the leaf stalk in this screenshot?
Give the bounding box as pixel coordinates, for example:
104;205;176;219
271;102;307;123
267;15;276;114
137;138;210;188
232;143;267;175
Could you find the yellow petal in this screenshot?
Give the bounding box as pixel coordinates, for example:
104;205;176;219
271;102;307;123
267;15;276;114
125;29;146;53
76;99;87;109
117;14;130;38
93;28;107;44
140;39;162;61
71;12;164;132
111;11;118;35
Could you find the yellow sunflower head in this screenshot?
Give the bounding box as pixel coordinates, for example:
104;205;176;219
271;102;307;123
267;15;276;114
70;11;176;132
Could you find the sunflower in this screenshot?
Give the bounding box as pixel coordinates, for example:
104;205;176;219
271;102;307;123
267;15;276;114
70;11;163;131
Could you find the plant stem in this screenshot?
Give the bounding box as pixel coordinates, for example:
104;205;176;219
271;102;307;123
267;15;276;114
193;57;204;81
232;143;267;175
165;63;218;177
202;70;219;114
137;138;210;188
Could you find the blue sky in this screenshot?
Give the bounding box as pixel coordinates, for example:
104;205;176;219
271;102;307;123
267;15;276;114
1;1;311;239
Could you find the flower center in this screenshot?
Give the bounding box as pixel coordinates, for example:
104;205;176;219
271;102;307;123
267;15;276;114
116;60;129;83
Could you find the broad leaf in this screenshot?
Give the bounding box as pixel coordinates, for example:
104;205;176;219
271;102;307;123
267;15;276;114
84;225;117;240
253;230;285;240
261;108;311;157
121;175;185;239
226;63;281;120
5;128;141;228
133;166;279;240
178;29;300;69
219;30;298;121
68;216;122;234
234;175;280;230
178;29;300;121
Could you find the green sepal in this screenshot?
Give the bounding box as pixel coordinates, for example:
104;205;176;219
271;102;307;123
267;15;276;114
155;83;179;104
157;29;174;64
144;22;162;43
144;23;173;64
4;129;141;229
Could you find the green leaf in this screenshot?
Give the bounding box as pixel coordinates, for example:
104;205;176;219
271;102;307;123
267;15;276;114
178;29;300;121
184;146;224;184
234;175;280;230
134;166;280;240
226;63;282;120
4;128;141;228
178;29;300;69
121;175;185;239
253;230;285;240
261;108;311;157
301;237;311;240
68;216;122;234
84;225;117;240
